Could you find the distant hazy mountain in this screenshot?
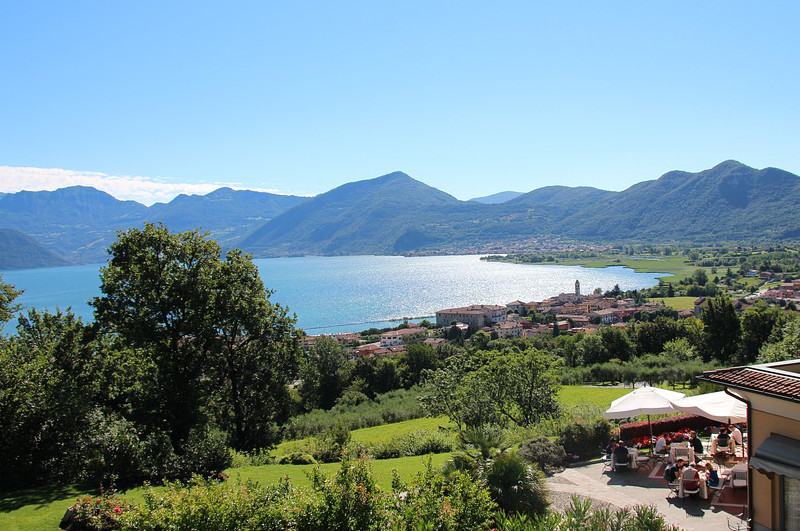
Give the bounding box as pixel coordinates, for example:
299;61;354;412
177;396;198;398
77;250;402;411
0;228;70;270
0;185;308;264
146;187;308;247
469;191;523;204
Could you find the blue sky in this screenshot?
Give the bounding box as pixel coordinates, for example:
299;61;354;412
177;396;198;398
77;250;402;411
1;1;798;204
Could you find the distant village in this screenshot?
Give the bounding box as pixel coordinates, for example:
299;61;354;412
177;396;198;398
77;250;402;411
302;273;800;359
304;280;672;359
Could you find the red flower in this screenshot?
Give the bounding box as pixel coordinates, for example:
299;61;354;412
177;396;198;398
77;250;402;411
114;505;122;514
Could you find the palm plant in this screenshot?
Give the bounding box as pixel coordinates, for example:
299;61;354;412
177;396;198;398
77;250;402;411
480;450;548;516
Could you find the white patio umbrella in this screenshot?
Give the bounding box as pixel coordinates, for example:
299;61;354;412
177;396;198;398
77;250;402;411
669;391;747;424
604;386;687;443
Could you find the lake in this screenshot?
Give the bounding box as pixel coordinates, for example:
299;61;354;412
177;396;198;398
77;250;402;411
1;255;665;335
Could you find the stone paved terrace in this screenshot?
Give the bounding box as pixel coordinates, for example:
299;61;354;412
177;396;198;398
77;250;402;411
546;459;749;531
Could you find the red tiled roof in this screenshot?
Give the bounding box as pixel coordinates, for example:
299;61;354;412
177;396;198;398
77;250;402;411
699;366;800;402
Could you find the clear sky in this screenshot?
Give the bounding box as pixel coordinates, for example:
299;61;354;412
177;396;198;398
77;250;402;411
1;1;798;204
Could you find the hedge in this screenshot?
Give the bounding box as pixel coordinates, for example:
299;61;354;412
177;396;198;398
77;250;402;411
619;414;720;441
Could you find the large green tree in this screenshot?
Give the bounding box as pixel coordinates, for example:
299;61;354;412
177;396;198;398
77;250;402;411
299;336;352;410
92;223;299;451
0;309;98;487
206;249;301;450
701;296;741;362
739;302;787;364
0;274;22;324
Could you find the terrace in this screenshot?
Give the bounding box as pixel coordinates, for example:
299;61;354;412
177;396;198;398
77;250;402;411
547;458;748;531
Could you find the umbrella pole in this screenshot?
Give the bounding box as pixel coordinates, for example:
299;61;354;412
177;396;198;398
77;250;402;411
648;414;653;449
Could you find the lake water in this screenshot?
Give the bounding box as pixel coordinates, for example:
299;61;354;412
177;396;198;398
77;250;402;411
1;255;665;335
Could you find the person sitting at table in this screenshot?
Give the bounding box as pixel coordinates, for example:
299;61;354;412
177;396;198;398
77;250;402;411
680;462;701;494
655;433;668;454
665;458;685;483
689;431;704;455
730;425;743;447
703;461;720;488
716;427;731;448
604;439;616;459
613;440;631;469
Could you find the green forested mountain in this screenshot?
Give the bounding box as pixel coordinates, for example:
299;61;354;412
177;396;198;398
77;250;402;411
3;161;800;266
560;160;800;241
0;228;71;269
241;161;800;256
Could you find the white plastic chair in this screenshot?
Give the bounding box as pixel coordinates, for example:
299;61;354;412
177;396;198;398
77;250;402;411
731;467;747;489
680;468;701;498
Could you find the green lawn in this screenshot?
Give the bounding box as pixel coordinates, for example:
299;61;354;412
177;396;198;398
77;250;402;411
274;415;452;455
558;385;631;408
653;296;696;310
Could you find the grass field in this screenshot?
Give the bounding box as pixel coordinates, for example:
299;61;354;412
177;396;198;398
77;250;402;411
653;296;696;310
274;415;453;455
558;385;631;408
0;386;625;530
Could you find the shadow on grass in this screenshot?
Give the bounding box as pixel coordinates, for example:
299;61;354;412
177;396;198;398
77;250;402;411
0;483;91;513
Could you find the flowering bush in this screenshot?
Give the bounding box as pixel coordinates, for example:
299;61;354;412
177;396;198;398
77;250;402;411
65;494;134;531
619;414;719;441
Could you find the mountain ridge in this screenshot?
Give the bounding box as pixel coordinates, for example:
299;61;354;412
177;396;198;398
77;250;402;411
3;160;800;268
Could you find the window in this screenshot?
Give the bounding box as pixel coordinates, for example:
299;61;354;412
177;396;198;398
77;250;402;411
784;476;800;531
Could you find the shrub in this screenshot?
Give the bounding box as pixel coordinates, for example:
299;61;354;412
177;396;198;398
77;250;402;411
121;477;292;531
176;427;232;478
64;494;135;531
276;451;317;465
297;458;390;530
286;387;425;439
559;419;611;458
518;437;566;472
370;429;455;459
396;460;497;529
229;448;274;468
619;414;719;441
82;409;146;484
311;423;351;463
481;451;548;516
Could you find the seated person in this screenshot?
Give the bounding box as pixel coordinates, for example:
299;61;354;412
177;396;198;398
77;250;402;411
680;462;700;491
665;458;685;483
703;461;720;487
604;439;616;459
613;441;631;468
716;427;731;449
655;433;668;454
730;425;743;446
689;431;704;455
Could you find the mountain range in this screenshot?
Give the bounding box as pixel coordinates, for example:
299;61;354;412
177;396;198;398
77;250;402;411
1;160;799;269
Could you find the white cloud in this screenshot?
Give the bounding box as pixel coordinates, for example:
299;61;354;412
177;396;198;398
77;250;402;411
0;166;289;205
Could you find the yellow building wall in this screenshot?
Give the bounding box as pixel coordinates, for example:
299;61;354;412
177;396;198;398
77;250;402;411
749;409;800;530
